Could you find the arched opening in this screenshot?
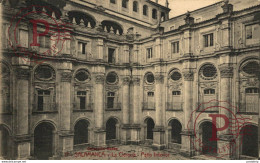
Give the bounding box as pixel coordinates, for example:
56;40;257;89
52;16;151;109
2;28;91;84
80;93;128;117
106;118;118;141
161;12;166;21
240;125;258;158
143;5;148;16
101;20;123;35
145;118;155;140
74;120;89;145
0;125;11;159
34;122;55;159
170;119;182;144
152;9;157;19
68;11;96;28
200;121;217;155
133;1;138;12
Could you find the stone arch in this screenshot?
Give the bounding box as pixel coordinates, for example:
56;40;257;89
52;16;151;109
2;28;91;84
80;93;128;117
143;5;148;16
68;11;96;28
0;124;12;159
144;117;155;140
73;119;90;145
101;20;124;35
33;121;57;159
239;124;258;158
105;117;120;143
168;118;182;144
198;120;218;155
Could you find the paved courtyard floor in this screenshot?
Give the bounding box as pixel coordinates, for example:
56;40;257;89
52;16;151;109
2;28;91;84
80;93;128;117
61;145;190;160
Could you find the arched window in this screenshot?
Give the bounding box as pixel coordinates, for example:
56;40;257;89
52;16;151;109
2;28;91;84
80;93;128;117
122;0;128;8
110;0;116;4
143;5;148;16
161;12;166;21
101;20;123;35
152;9;157;19
133;1;138;12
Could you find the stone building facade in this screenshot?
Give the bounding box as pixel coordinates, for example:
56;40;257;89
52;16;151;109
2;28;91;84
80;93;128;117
0;0;259;160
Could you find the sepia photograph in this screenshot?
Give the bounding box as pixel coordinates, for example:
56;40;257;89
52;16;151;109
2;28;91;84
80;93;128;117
0;0;259;161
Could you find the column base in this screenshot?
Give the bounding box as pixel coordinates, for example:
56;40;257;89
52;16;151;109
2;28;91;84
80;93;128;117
152;126;166;150
129;124;141;145
14;135;31;159
180;130;195;157
59;131;74;156
121;124;131;145
93;128;106;147
217;134;236;159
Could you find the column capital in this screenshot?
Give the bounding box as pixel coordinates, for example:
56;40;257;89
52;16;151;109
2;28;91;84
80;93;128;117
95;74;105;84
122;76;131;85
16;68;30;80
182;70;194;81
132;77;140;86
219;64;233;78
155;74;164;84
60;71;72;82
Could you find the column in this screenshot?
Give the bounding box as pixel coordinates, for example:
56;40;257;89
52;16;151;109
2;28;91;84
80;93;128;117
93;73;106;147
180;69;195;157
121;76;131;144
59;66;74;155
123;45;130;64
217;63;234;159
96;38;104;60
14;65;31;159
0;129;3;159
129;76;141;144
153;74;166;150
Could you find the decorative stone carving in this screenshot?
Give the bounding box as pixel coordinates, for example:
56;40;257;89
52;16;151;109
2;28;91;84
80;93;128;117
95;75;105;84
95;5;106;12
122;76;131;85
182;70;194;81
16;68;30;80
169;82;182;91
199;82;217;89
219;64;233;78
155;74;164;84
61;72;72;82
132;77;140;86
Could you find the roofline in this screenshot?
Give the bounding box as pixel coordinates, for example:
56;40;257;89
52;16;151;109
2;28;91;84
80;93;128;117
146;0;171;11
166;1;223;21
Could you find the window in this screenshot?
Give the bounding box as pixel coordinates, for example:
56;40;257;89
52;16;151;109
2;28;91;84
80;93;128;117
107;92;115;109
161;12;166;21
146;72;154;84
204;33;214;47
110;0;116;4
171;41;179;54
108;48;115;63
246;25;253;39
37;90;51;111
122;0;128;8
133;1;138;12
200;64;217;80
147;48;153;59
246;88;259;94
148;92;154;97
172;91;181;96
106;72;118;84
143;5;148;16
75;70;89;82
78;42;87;54
39;36;50;48
242;61;260;75
35;65;54;80
19;29;28;48
204;89;215;95
170;71;181;81
152;9;157;19
77;91;86;110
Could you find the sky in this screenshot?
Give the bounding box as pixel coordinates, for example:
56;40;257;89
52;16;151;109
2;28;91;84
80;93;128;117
158;0;222;17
